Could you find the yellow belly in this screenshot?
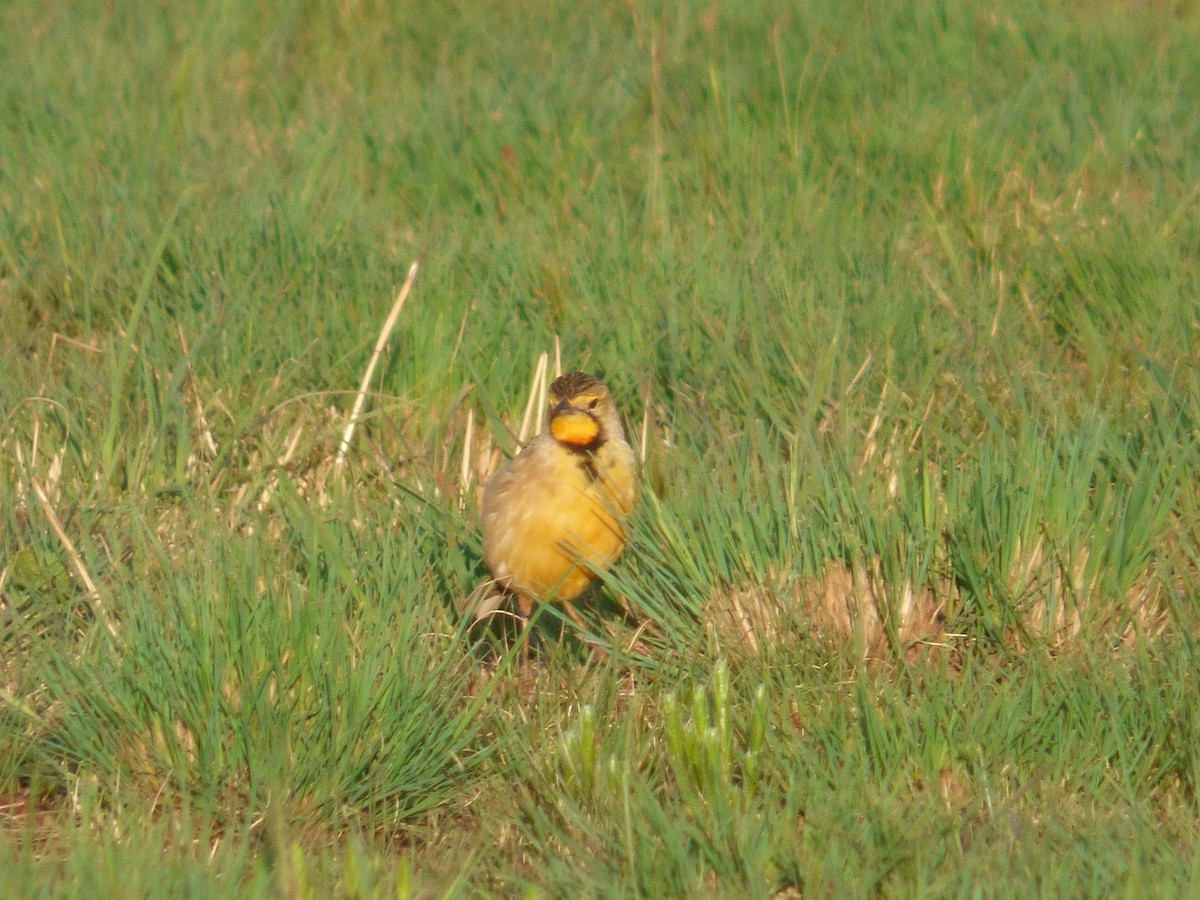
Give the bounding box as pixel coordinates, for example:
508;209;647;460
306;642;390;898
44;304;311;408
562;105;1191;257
482;434;635;611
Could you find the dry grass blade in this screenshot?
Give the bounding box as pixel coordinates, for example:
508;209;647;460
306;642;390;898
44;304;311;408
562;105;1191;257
459;407;475;507
518;352;549;445
335;259;421;472
17;454;120;642
177;326;219;456
639;378;652;466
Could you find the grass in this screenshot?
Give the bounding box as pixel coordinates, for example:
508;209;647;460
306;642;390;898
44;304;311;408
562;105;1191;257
2;0;1199;894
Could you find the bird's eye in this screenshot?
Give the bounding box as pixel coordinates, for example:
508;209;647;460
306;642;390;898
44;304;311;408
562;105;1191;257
586;397;600;411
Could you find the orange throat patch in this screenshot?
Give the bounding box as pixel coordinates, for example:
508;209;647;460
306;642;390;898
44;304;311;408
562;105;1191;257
549;409;601;448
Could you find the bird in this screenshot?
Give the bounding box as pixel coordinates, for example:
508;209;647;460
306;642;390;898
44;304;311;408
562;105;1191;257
481;372;637;657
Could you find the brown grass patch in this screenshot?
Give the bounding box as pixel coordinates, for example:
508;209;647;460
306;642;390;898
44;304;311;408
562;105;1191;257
708;551;1171;662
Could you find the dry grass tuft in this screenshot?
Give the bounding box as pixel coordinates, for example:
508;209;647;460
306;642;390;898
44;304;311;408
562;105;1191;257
708;551;1171;662
708;562;952;662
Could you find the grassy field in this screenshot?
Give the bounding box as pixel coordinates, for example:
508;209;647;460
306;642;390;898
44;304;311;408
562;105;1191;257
3;0;1200;895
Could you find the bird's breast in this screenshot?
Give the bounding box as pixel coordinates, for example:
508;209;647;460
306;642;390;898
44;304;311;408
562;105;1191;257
482;436;634;603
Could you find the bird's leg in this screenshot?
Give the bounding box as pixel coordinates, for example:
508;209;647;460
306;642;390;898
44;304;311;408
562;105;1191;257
519;620;531;676
517;594;536;678
561;602;609;660
561;601;588;631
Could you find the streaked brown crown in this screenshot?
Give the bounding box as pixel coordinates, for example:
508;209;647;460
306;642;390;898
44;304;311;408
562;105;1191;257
549;372;607;406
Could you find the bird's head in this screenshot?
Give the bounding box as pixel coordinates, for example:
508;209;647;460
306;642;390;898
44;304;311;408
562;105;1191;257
547;372;623;450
